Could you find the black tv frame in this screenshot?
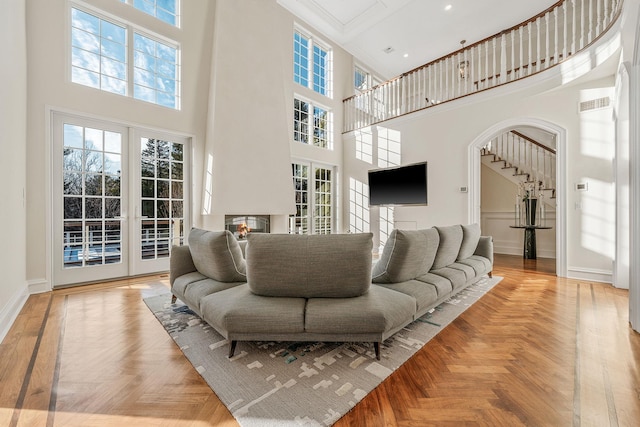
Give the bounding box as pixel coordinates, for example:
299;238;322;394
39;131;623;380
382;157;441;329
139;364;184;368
368;162;428;206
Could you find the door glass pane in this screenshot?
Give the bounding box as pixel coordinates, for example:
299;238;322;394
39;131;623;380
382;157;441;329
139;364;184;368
139;137;185;260
62;123;122;269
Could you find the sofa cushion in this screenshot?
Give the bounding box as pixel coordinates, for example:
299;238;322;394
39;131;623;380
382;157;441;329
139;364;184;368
415;272;454;298
200;285;306;335
430;267;467;291
246;233;373;298
188;228;246;282
457;256;491;276
305;286;416;334
184;279;245;315
375;280;438;315
457;223;481;260
431;225;464;269
372;228;440;284
449;262;477;281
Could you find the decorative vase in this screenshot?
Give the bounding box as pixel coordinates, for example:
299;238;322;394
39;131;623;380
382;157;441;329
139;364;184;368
524;198;537;226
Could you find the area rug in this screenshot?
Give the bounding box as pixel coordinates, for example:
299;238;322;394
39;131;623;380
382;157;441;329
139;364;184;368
144;275;502;427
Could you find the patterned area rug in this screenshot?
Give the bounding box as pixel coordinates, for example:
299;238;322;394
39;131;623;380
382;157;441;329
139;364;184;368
144;275;502;427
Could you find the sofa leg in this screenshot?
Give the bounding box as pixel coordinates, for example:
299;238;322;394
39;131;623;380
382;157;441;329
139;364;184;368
374;342;381;360
171;294;177;304
228;340;237;358
488;271;493;278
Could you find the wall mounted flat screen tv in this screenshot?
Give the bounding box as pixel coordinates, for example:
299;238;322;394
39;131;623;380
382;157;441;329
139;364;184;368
368;162;428;206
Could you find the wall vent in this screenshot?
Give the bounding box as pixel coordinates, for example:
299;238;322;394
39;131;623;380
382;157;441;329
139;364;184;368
579;97;610;113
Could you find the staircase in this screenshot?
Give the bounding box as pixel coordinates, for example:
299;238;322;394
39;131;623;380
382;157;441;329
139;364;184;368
481;130;556;207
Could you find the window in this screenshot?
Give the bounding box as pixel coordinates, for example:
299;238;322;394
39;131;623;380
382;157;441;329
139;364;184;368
121;0;179;27
355;66;370;92
293;97;332;149
133;33;179;108
289;162;334;234
71;8;127;95
70;5;180;109
293;29;332;97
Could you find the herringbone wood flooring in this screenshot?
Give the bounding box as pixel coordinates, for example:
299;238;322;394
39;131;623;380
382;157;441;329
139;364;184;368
1;255;638;426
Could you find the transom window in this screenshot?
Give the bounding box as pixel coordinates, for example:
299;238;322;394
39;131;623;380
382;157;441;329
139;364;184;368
120;0;179;27
70;5;180;110
133;33;179;108
293;29;332;97
71;8;127;95
293;98;332;149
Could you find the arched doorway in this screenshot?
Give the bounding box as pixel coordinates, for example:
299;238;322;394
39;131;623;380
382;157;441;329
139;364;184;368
468;118;567;277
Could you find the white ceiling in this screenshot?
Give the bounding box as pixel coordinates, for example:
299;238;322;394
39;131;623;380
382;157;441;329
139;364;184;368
278;0;559;79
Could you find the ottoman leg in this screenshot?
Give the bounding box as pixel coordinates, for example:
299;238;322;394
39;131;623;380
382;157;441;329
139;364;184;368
374;342;381;360
228;340;237;358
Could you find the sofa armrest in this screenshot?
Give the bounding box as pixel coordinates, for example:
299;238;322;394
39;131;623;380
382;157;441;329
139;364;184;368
170;245;197;286
474;236;494;265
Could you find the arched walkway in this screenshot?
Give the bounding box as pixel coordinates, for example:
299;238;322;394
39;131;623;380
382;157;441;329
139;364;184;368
468;118;567;277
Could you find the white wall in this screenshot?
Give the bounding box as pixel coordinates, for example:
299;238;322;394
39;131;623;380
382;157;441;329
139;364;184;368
0;0;28;340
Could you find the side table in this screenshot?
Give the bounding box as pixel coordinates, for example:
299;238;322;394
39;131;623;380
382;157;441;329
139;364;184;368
509;225;552;259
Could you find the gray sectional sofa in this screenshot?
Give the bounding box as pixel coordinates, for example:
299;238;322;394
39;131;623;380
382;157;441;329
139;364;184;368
169;224;493;360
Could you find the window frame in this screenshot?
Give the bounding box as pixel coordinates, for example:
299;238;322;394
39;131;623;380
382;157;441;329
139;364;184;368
69;2;181;110
289;161;335;235
293;95;333;150
293;27;333;98
120;0;181;28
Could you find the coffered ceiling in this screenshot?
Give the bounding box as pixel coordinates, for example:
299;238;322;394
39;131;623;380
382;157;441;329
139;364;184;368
278;0;559;79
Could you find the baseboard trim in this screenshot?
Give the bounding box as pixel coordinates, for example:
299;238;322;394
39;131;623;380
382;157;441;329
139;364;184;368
0;284;29;343
28;278;51;294
567;267;613;284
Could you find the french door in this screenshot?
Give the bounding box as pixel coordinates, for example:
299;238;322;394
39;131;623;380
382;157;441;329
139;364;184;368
52;113;189;287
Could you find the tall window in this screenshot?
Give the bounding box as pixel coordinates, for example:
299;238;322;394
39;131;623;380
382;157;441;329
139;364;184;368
289;163;334;234
70;5;180;109
294;98;332;149
293;29;332;97
290;164;309;234
120;0;179;27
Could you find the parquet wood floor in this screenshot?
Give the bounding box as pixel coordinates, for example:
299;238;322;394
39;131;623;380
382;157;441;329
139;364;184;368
1;255;638;426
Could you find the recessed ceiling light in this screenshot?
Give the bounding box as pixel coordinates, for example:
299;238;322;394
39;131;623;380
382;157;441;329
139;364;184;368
403;53;409;58
445;4;452;11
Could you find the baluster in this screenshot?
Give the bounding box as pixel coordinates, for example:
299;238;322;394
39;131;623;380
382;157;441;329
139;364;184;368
464;47;469;94
427;65;432;106
589;0;594;44
552;7;560;64
571;0;578;54
485;41;490;88
604;0;610;27
438;60;442;104
597;0;602;35
518;27;523;79
470;45;474;93
451;55;455;99
536;17;541;71
510;30;515;81
500;33;507;83
545;13;550;68
563;1;568;57
527;22;532;76
492;37;497;85
580;0;585;49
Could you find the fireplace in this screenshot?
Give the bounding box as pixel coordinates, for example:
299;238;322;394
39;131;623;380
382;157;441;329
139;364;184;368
224;215;270;240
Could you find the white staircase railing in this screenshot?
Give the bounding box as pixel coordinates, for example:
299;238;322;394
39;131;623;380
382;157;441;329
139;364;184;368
482;131;557;201
343;0;623;132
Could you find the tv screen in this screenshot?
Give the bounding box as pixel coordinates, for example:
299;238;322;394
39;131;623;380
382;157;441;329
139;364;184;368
368;162;428;206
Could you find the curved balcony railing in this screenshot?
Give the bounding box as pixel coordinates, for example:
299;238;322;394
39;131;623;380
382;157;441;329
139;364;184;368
343;0;623;132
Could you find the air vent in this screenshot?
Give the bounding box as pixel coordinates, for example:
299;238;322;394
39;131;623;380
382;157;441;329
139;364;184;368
579;97;610;112
383;46;394;54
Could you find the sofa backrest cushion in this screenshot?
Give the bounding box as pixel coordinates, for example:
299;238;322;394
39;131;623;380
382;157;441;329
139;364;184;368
372;229;440;284
431;224;464;269
188;228;247;282
246;233;373;298
457;223;481;260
